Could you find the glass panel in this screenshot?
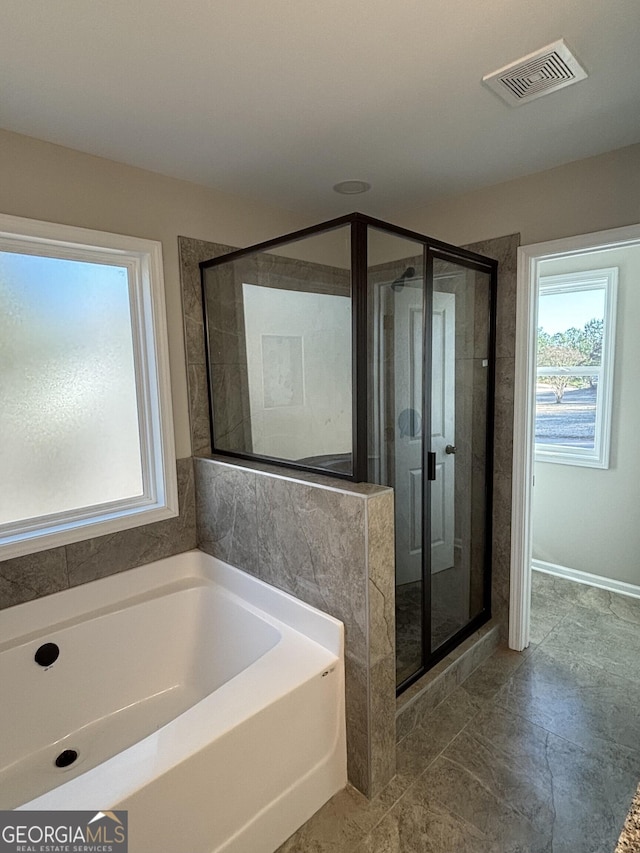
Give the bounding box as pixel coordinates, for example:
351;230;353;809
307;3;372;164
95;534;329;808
536;374;599;449
366;227;425;687
536;284;605;454
431;259;491;651
537;287;605;369
0;251;142;526
203;226;353;476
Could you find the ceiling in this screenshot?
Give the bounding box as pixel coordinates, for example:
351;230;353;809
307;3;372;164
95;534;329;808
2;0;640;219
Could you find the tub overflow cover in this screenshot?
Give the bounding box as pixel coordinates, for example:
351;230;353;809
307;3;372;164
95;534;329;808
55;749;78;768
35;642;60;667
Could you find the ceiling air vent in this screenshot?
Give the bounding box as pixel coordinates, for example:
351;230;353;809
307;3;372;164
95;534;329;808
482;39;587;106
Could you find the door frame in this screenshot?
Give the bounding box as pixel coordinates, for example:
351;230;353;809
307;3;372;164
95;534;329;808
509;222;640;651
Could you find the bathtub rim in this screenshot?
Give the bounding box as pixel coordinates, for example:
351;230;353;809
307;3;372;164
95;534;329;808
0;549;344;659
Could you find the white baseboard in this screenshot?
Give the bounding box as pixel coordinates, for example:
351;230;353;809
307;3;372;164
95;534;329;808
532;559;640;600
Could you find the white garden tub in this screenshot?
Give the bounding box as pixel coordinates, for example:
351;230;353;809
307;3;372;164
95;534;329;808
0;550;346;852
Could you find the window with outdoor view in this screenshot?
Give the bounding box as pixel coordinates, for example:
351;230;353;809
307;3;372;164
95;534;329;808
535;268;618;468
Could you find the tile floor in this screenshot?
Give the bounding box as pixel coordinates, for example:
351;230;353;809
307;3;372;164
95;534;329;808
277;571;640;852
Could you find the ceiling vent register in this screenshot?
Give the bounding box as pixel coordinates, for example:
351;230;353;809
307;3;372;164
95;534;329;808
482;39;588;106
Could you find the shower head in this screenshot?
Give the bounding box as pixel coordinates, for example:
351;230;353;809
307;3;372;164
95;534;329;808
391;266;416;292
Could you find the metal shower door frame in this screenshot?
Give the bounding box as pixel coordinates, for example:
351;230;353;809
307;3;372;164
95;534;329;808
199;213;498;690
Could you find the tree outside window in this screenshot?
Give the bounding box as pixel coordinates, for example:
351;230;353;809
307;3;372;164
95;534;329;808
535;269;617;469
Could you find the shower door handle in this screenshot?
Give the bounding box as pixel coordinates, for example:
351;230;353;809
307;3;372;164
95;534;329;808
427;451;436;481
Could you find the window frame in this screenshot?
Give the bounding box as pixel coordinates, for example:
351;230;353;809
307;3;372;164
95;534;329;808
0;213;177;560
534;267;618;469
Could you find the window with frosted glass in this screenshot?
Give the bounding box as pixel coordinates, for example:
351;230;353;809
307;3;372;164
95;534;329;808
0;252;144;524
0;215;177;558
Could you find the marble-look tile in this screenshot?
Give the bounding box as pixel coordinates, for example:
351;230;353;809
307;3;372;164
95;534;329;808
367;492;395;667
203;267;249;366
490;526;512;637
344;653;370;797
0;547;68;610
529;600;571;646
395;664;460;742
254;474;373;791
359;776;497;853
178;236;238;456
397;685;483;771
369;654;396;795
494;646;640;754
540;600;640;686
194;457;258;574
493;356;515;475
451;623;500;684
436;702;640;853
209;363;252;452
275;786;365;853
255;475;368;660
460;234;518;643
177;236;236;327
465;233;519;274
464;233;519;361
188;362;213;455
396;624;498;741
178;455;197;535
209;454;390;497
395;700;419;744
529;570;583;643
257;250;351;297
183;311;206;387
532;569;584;603
348;687;485;837
578;585;640;625
178;237;235;316
66;457;196;586
460;643;530;701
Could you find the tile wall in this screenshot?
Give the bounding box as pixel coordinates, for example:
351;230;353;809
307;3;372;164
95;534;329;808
194;454;396;797
463;234;519;635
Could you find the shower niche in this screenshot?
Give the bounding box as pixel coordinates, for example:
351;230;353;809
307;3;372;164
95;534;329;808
200;214;497;691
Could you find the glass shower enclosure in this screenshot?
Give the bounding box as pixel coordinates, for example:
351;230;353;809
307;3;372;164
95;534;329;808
200;214;497;691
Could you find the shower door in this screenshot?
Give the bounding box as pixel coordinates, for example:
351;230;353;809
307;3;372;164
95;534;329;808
426;253;494;666
391;285;455;587
367;229;496;692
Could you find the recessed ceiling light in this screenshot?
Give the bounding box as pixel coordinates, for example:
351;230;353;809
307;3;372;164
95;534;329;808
333;180;372;195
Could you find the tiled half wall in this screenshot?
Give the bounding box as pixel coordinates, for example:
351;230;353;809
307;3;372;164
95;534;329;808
194;454;396;798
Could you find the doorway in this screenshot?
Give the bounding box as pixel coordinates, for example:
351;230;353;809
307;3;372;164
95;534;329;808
509;223;640;649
